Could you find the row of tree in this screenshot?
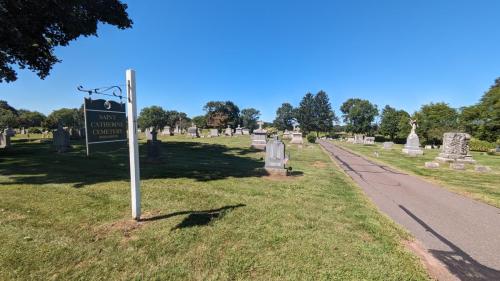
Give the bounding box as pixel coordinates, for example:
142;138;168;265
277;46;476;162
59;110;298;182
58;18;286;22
273;90;337;135
0;101;84;131
137;101;261;133
2;78;498;144
338;78;499;144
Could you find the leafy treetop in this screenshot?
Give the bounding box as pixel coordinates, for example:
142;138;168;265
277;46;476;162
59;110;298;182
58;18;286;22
0;0;133;82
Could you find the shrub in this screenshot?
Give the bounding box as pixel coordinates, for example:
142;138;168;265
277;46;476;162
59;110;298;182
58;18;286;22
374;135;386;143
306;132;317;143
469;138;495;152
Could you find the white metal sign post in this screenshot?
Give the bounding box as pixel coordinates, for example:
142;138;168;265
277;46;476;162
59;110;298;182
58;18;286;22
126;69;141;220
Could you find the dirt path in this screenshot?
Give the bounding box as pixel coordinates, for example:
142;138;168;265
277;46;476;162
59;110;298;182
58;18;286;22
319;140;500;280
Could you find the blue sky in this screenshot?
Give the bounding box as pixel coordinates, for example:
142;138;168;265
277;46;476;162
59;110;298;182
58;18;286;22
1;0;499;122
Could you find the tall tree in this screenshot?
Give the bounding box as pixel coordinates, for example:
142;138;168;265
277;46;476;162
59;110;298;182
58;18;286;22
191;115;207;129
44;108;82;129
0;100;19;129
295;93;316;133
203;101;240;129
273;103;295;131
240;108;260;131
396;111;412;139
0;108;18;130
137;106;168;132
414;102;458;144
340;98;378;134
17;109;46;128
459;78;500;142
0;0;133;82
379;105;410;140
314;90;337;134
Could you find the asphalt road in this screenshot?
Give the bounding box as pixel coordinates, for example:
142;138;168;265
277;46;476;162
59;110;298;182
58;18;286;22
319;141;500;281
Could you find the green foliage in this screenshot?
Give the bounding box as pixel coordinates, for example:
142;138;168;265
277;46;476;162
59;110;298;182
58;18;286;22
294;91;337;134
17;110;46;128
137;106;168;132
0;0;132;82
265;126;278;136
240;108;260;130
379;105;410;140
414;102;458;144
203;101;240;129
397;113;412;139
469;138;496;152
296;93;316;133
0;100;17;114
0;108;18;130
191;115;207;128
273;103;295;131
306;132;317;143
459;79;500;142
340;98;378;134
43;108;82;129
314;90;337;133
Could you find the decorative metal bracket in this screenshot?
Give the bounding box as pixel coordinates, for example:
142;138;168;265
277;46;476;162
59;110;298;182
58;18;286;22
77;85;124;103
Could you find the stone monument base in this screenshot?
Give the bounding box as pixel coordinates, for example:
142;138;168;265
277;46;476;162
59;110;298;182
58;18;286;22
402;147;423;155
435;153;476;164
251;141;266;150
264;167;288;176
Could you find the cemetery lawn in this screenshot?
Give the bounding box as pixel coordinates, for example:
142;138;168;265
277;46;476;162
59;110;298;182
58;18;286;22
335;141;500;208
0;136;428;280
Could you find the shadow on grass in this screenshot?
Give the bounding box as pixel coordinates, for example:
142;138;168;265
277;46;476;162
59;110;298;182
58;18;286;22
0;140;271;187
140;204;246;230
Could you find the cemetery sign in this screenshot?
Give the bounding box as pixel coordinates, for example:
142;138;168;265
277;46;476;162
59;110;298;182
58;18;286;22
84;98;127;155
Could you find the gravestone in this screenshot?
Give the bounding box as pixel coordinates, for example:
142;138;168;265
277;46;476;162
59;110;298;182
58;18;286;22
425;162;440;169
363;137;375;145
496;145;500;153
20;127;26;135
435;133;475;163
282;130;291;139
69;128;82;139
402;119;423;155
79;128;86;138
209;129;219;137
173;125;181;135
450;162;466;170
0;133;10;148
383;142;394;149
52;125;70;153
242;128;250;135
290;125;304;144
146;131;161;161
235;125;243;135
4;127;15;137
145;128;154;140
264;136;288;176
475;165;491;173
424;145;433;150
251;121;267;149
354;134;364;144
187;124;200;138
347;137;355;143
161;126;170;136
224;125;233;136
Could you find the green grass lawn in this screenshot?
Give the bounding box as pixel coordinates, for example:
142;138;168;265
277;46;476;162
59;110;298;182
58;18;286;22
336;141;500;208
0;135;428;280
